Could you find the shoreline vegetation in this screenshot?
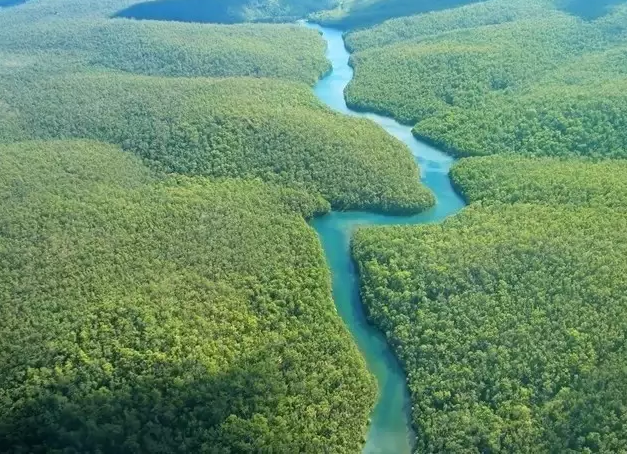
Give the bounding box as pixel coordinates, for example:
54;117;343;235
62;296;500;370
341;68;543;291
0;139;377;453
345;2;627;451
341;0;627;159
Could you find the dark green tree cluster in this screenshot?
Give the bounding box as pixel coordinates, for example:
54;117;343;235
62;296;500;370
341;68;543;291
0;139;376;453
353;202;627;452
415;77;627;158
342;0;627;158
0;0;438;452
451;154;627;209
344;0;550;52
353;152;627;452
0;15;329;84
0;0;140;20
345;7;610;123
0;72;433;214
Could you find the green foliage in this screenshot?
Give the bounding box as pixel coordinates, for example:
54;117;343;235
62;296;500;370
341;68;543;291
354;148;627;451
0;72;432;214
345;10;605;124
0;19;329;84
0;0;331;85
451;155;627;209
414;76;627;158
343;0;627;158
353;203;627;453
344;0;552;52
0;0;437;452
0;0;432;214
0;0;139;20
0;139;376;453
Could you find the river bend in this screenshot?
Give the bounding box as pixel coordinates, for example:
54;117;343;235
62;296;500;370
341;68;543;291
306;23;466;453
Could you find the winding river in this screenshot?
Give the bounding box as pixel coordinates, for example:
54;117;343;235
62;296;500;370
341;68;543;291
305;23;466;453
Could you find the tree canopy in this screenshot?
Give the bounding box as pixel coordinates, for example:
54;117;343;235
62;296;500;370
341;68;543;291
343;0;627;158
0;72;432;214
0;139;376;453
353;151;627;452
354;203;627;452
311;0;486;30
451;154;627;209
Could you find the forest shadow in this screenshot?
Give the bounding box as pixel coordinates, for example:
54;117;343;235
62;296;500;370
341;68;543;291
0;348;294;453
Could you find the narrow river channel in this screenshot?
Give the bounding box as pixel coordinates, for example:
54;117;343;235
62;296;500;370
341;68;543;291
305;23;467;453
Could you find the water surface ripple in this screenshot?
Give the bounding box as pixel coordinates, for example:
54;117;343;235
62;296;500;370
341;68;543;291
306;23;466;453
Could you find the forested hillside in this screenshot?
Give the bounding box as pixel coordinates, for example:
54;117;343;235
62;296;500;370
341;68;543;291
4;0;627;452
343;0;627;158
346;1;627;452
451;155;627;209
0;20;329;83
354;203;627;452
0;72;432;214
0;140;376;452
0;0;433;214
353;139;627;452
311;0;485;29
344;0;551;52
354;153;627;451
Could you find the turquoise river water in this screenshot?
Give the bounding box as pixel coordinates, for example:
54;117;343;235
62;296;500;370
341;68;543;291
305;23;467;453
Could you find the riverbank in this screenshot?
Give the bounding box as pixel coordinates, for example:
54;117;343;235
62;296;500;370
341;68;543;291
305;22;466;453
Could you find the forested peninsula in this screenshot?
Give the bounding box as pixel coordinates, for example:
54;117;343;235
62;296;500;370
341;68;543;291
344;0;627;159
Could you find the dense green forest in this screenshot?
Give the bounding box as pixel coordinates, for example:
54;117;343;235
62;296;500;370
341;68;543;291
313;0;627;27
0;72;432;214
346;1;627;451
0;20;329;83
0;140;376;452
344;0;552;52
0;0;433;215
343;0;627;158
451;155;627;209
354;203;627;452
0;5;329;84
4;0;627;452
354;151;627;452
0;0;438;452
